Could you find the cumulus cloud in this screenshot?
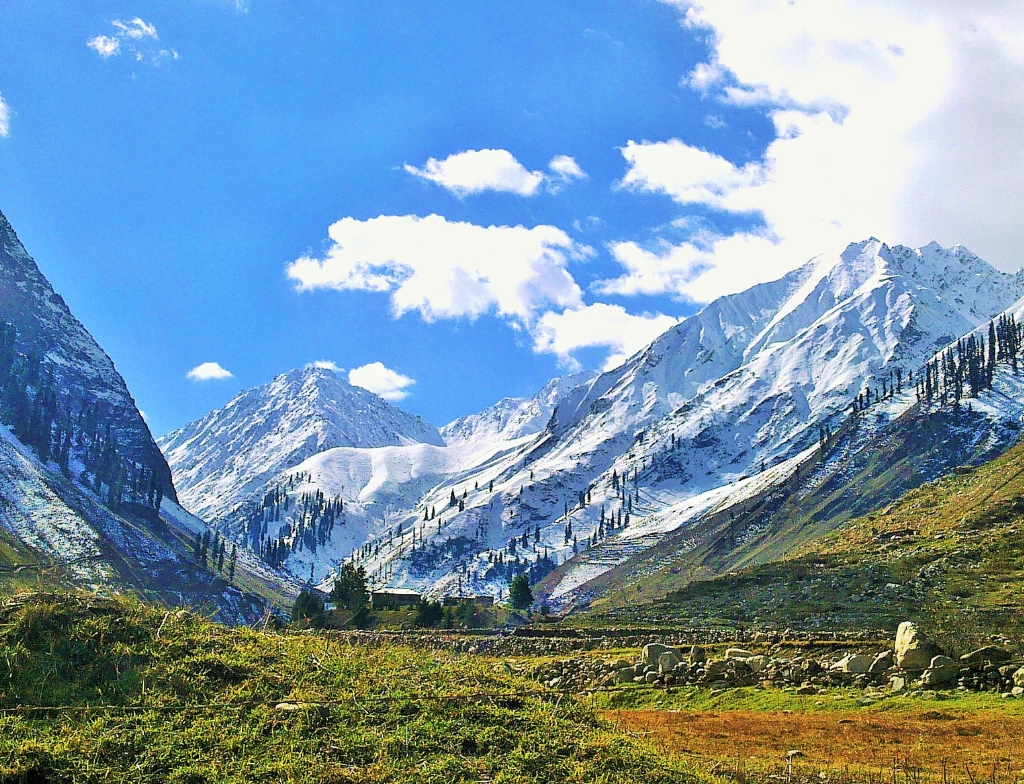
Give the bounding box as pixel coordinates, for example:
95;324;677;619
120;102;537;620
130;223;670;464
603;0;1024;303
287;214;589;325
405;149;545;197
533;303;680;371
88;18;176;63
0;94;10;138
404;149;587;196
186;362;233;381
87;35;120;58
618;138;765;211
348;362;416;402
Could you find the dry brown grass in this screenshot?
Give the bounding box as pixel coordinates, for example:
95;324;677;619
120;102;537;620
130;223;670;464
606;708;1024;781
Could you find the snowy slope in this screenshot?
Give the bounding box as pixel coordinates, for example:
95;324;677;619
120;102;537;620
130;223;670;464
441;371;597;446
159;366;443;520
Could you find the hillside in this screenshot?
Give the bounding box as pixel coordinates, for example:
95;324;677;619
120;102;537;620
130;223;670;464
595;424;1024;643
0;592;691;784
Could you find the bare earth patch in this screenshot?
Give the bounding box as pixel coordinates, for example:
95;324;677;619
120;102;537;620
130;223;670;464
605;708;1024;778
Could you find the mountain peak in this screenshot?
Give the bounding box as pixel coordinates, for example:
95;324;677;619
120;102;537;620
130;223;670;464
160;366;441;520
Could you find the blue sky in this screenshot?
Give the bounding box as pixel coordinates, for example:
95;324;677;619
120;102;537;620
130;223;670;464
2;1;1023;436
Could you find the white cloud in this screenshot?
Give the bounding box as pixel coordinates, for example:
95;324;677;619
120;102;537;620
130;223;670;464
686;60;727;94
287;213;589;325
0;94;9;138
404;149;586;196
88;18;172;63
186;362;233;381
606;0;1024;303
87;35;120;58
112;18;158;40
618;138;764;211
548;155;587;182
348;362;416;402
310;360;343;372
533;303;680;371
405;149;545;197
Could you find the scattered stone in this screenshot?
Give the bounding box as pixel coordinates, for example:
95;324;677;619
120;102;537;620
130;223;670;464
746;655;767;673
960;646;1012;668
890;675;906;693
920;655;959;687
1012;686;1024;698
796;684;816;695
869;650;894;674
612;668;635;685
726;648;754;659
832;653;873;674
1013;667;1024;688
641;643;677;666
658;651;682;674
689;645;707;664
894;621;942;671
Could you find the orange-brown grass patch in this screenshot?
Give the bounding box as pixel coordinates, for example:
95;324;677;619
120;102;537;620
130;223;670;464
605;708;1024;780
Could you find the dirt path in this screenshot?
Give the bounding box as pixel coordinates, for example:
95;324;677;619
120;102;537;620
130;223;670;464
605;708;1024;777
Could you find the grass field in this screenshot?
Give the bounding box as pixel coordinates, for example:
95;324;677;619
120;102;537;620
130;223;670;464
0;592;698;784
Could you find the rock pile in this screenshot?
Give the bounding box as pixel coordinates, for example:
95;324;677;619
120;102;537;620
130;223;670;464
532;621;1024;696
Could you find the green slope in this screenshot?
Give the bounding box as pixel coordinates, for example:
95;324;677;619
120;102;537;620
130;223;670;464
568;400;1021;622
0;593;696;784
598;432;1024;646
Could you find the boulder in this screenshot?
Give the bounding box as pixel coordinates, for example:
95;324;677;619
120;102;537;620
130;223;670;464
801;659;822;675
869;651;894;674
726;648;754;660
1013;667;1024;688
920;655;959;687
832;654;873;674
641;644;677;666
689;645;707;664
889;675;906;693
612;668;636;685
894;622;941;671
746;655;767;673
658;651;682;674
705;659;730;679
960;646;1012;668
644;671;660;684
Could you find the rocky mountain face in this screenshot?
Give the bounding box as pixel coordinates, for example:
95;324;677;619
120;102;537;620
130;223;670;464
159;367;444;521
0;209;294;622
0;210;174;502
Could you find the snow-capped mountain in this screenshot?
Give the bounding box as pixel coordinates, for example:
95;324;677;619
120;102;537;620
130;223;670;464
302;239;1024;601
156;237;1024;609
0;209;287;621
440;371;598;446
160;366;444;521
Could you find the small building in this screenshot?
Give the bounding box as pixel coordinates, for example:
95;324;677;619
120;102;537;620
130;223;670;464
371;588;421;610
